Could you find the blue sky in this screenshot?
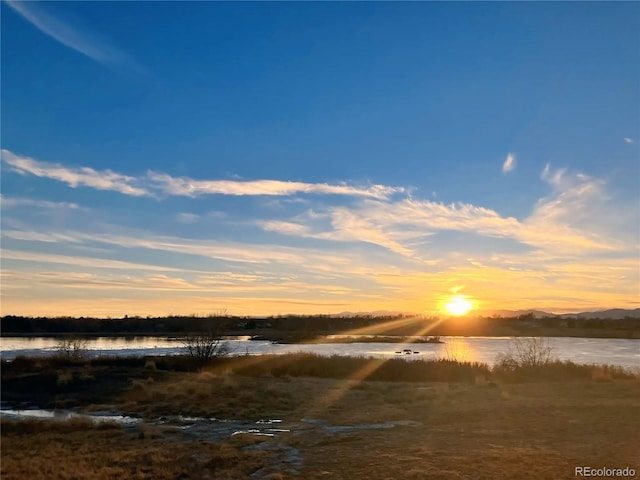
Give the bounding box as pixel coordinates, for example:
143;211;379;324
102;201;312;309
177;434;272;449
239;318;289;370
1;1;638;317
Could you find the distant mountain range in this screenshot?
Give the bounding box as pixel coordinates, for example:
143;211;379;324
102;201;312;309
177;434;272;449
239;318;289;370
473;308;640;320
556;308;640;320
330;308;640;320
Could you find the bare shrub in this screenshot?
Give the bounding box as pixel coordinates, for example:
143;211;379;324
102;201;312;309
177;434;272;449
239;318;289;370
183;334;230;359
182;317;231;360
56;336;89;360
495;337;554;371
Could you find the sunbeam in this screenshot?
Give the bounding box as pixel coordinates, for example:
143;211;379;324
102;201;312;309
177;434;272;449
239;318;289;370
297;315;448;418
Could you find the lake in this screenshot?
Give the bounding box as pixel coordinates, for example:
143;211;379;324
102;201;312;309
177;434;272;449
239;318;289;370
1;335;638;369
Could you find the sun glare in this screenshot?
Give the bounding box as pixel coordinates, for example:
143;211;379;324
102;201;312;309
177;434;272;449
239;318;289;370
444;295;473;316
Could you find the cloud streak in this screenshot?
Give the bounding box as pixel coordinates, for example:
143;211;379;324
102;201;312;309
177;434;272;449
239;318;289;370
0;194;86;211
0;249;201;273
1;150;149;197
4;1;145;73
1;149;404;200
146;171;403;199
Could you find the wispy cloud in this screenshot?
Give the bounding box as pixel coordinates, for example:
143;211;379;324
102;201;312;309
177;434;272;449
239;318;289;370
146;171;403;199
2;268;357;297
318;208;415;257
175;213;200;224
0;294;354;318
0;194;86;211
529;165;635;251
540;163;567;187
1;225;402;288
2;228;304;266
256;165;626;256
2;230;85;244
0;249;199;273
260;208;419;257
261;220;312;237
1;270;199;292
624;137;636;144
4;0;145;73
502;153;516;173
1;149;404;200
1;149;149;197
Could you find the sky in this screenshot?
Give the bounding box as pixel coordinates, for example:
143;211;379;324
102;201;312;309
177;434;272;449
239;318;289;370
1;1;639;317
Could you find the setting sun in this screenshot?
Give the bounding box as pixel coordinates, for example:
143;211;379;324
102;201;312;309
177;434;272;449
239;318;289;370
444;295;473;316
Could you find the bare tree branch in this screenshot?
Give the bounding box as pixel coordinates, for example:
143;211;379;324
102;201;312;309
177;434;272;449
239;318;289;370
182;315;231;360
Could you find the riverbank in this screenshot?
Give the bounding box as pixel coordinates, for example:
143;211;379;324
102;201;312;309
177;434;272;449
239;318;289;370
257;335;444;344
2;353;638;408
2;327;639;340
1;354;639;479
4;335;639;370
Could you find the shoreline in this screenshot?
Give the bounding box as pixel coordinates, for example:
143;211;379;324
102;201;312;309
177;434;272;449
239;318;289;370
1;330;639;340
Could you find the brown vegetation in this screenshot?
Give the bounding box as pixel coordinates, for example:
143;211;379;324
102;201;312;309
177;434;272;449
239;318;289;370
1;417;267;480
2;354;639;479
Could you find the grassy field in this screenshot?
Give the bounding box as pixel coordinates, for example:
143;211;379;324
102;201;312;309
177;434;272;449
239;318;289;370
2;354;639;479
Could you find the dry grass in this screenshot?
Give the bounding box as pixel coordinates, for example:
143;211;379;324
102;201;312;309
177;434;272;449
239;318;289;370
2;354;639;479
120;370;298;420
290;380;640;480
1;418;268;480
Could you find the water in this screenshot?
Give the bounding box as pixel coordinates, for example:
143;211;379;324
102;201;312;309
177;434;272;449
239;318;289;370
1;335;638;369
0;408;418;440
0;408;417;479
0;407;141;426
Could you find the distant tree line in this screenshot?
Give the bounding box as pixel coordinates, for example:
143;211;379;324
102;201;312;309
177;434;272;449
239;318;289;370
490;313;640;331
0;313;638;337
0;313;414;335
0;314;232;335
